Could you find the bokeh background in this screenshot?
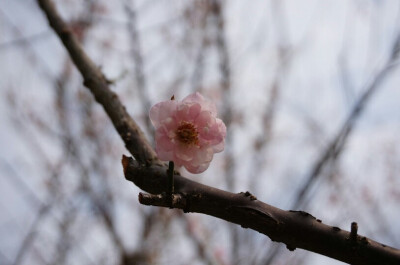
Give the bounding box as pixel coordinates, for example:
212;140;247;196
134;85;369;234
1;0;400;264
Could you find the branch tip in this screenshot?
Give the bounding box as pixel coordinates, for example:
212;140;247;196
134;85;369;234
138;192;145;204
121;155;130;176
350;222;358;242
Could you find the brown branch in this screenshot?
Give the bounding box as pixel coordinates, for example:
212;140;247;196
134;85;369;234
36;0;157;165
123;155;400;265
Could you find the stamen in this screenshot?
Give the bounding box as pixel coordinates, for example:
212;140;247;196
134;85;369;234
176;121;199;146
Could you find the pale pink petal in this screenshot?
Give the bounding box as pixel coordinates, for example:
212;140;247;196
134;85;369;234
212;140;225;153
154;128;175;161
155;147;174;161
216;118;227;138
149;100;178;128
174;144;198;162
187;103;202;120
185;162;210;174
183;146;214;167
182;92;204;104
155;128;174;151
183;92;217;115
176;102;201;122
195;111;218;141
209;118;226;145
193;147;214;165
196;112;225;146
161;116;178;132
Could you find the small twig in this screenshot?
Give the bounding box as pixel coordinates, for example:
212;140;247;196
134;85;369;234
350;222;358;242
167;161;175;207
0;30;52;50
124;1;153;136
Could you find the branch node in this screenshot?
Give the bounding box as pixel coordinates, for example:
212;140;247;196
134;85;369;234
289;210;316;220
121;155;130;176
138;192;187;209
239;191;257;201
361;236;370;245
286;244;296;251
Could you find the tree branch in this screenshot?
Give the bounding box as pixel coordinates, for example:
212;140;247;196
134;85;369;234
123;155;400;265
37;0;157;165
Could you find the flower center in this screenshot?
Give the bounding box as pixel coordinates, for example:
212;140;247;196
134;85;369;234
176;121;199;146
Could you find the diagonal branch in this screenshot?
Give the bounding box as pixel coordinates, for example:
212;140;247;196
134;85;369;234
122;156;400;265
37;0;157;165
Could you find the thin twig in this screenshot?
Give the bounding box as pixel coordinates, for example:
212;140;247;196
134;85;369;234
124;1;153;136
0;30;53;50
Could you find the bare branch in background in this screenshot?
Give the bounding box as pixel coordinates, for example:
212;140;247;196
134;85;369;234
124;0;153;135
0;250;10;265
292;37;400;211
249;0;293;193
179;212;226;265
0;30;52;51
186;2;210;93
13;203;53;265
1;157;95;265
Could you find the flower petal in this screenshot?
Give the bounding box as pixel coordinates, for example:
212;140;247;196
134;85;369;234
155;128;174;151
212;140;225;153
174;144;198;162
155;147;174;161
196;111;217;140
183;92;217;115
184;162;210;174
149;100;178;128
176;102;201;122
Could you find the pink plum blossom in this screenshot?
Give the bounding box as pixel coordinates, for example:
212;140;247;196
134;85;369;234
149;92;226;173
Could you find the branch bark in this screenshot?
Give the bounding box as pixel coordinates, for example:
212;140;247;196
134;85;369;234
123;155;400;265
